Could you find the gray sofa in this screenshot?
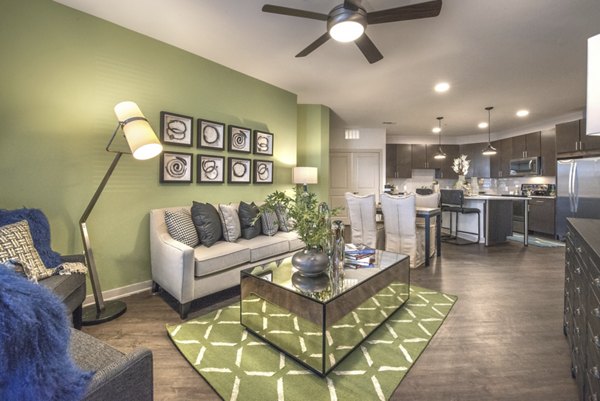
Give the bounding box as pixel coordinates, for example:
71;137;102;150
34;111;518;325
150;205;304;319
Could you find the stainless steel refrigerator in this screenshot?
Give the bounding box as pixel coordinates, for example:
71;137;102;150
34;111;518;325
556;157;600;240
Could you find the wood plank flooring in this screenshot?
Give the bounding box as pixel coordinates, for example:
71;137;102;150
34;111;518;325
83;242;578;400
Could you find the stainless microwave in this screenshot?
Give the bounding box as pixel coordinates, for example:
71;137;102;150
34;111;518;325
509;157;540;176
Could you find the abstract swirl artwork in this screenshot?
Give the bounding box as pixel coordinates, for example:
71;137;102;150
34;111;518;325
227;126;251;153
253;159;273;184
253;131;274;156
160;152;193;183
160;111;193;147
227;157;251;183
198;119;225;150
197;155;225;183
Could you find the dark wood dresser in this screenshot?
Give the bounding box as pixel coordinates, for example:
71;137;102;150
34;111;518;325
565;218;600;401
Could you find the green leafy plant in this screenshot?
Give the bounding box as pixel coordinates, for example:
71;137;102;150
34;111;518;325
259;188;338;250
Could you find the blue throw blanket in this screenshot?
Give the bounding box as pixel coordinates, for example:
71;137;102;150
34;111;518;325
0;265;92;400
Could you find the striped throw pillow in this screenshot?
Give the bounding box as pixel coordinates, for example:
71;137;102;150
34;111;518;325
261;210;279;236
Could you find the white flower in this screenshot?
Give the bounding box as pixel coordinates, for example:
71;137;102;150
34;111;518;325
451;154;470;175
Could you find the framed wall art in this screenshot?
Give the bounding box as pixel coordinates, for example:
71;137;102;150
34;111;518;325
228;125;251;153
253;130;274;156
160;151;193;183
160;111;193;147
253;159;273;184
228;157;251;183
197;119;225;150
197;154;225;183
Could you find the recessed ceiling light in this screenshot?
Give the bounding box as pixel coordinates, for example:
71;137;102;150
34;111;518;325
382;121;397;125
434;82;450;93
516;109;530;117
432;127;441;133
478;122;488;129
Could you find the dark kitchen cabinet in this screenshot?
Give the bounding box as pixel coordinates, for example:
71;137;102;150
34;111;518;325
459;142;490;178
511;131;541;159
556;119;600;156
490;138;512;178
528;197;555;236
411;144;428;169
541;129;556;176
386;144;412;178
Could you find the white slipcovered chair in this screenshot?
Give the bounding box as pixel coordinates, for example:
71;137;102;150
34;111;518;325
344;193;384;249
416;192;440;257
380;193;425;268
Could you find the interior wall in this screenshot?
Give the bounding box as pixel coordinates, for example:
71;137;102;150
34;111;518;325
297;104;330;202
0;0;299;292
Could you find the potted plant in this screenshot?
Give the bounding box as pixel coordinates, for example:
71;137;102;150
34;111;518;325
259;188;336;276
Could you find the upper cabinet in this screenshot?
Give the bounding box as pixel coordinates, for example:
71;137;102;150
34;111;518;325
541;130;556;176
511;131;541;159
490;138;512;178
556;119;600;156
411;144;428;169
459;143;490;178
385;144;412;178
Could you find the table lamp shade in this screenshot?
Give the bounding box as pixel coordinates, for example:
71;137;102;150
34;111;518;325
114;101;162;160
292;167;318;185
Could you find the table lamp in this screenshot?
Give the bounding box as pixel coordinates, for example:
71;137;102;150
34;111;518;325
292;166;318;192
80;101;163;325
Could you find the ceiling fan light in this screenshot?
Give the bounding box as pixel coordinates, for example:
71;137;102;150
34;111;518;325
329;20;365;42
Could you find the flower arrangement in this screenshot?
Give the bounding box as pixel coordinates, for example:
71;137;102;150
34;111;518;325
452;154;471;176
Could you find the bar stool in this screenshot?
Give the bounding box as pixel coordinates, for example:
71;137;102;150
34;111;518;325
441;189;480;245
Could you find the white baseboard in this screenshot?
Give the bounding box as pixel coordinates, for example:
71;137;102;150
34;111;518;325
83;280;153;306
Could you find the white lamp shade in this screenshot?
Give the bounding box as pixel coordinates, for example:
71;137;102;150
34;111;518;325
114;101;163;160
588;34;600;136
292;167;318;185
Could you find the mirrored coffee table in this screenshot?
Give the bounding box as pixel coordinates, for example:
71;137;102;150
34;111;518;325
240;250;410;376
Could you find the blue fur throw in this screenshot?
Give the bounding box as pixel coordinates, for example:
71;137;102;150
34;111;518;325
0;264;92;400
0;208;63;268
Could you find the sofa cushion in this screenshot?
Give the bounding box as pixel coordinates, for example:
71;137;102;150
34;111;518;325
164;209;199;247
191;202;222;247
0;208;63;268
194;241;250;277
275;205;292;232
261;210;279;236
0;220;54;281
218;204;241;242
238;202;261;240
237;235;290;262
274;231;304;252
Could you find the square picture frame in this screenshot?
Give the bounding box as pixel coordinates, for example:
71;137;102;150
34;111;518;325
197;119;225;150
228;125;252;153
160;111;193;147
160;151;193;183
228;157;251;184
253;130;274;156
197;154;225;184
253;159;273;184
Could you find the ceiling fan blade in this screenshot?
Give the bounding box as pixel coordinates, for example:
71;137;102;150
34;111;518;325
367;0;442;25
296;32;331;57
344;0;362;11
355;33;383;64
262;4;328;21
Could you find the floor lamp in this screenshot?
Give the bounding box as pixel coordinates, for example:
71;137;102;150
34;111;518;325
292;166;318;192
80;101;163;325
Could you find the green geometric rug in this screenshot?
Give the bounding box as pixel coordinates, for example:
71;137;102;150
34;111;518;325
167;285;456;401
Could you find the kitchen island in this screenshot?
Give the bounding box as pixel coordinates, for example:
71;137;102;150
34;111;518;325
443;195;530;246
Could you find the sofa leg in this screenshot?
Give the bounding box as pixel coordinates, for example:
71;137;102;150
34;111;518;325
72;305;83;330
151;281;161;294
179;302;191;320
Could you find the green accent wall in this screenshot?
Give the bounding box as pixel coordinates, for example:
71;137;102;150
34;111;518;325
0;0;300;292
297;105;330;202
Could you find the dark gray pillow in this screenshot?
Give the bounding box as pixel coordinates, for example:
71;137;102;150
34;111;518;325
238;201;261;240
275;204;292;232
261;210;279;236
191;202;222;247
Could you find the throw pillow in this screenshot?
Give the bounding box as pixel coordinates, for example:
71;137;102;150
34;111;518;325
164;209;199;248
218;204;241;242
275;204;292;232
238;201;261;240
261;210;279;236
0;264;92;400
0;220;54;281
191;202;222;247
0;208;63;268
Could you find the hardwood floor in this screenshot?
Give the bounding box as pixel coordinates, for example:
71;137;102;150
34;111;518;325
83;242;578;401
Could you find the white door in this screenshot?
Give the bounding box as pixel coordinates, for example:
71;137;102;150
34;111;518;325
329;150;382;224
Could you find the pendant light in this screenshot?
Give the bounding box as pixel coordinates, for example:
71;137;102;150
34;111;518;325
482;106;497;156
433;116;447;159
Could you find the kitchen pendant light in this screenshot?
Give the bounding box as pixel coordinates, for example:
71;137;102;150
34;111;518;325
482;106;497;156
433;116;447;159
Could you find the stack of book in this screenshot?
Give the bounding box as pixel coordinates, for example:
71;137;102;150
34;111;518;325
344;244;376;268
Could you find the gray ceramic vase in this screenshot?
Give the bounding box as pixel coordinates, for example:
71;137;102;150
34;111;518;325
291;248;329;277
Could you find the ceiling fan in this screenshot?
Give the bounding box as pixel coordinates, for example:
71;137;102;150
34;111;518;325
262;0;442;64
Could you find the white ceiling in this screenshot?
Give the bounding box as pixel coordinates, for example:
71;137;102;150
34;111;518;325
55;0;600;137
